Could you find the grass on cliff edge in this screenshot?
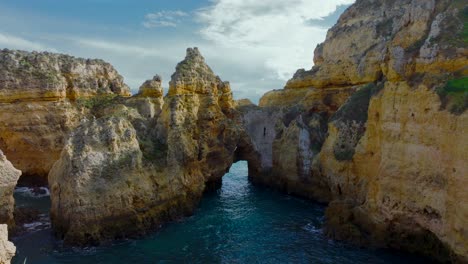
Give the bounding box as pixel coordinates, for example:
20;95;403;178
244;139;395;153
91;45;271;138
436;77;468;115
76;94;119;112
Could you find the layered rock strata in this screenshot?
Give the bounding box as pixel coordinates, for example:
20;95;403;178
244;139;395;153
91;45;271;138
0;49;131;181
2;0;466;261
48;48;242;245
242;0;467;262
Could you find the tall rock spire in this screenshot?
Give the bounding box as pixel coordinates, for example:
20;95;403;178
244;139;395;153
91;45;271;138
168;47;227;96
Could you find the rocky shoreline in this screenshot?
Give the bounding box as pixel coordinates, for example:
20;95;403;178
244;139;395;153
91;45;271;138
0;0;466;263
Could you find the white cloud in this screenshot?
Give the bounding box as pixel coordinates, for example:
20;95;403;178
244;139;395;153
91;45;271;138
74;38;164;57
143;11;188;28
197;0;355;80
0;32;56;52
0;1;354;103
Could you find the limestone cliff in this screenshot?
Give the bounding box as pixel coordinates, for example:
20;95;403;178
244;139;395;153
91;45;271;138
3;1;465;261
48;48;241;245
0;49;131;181
0;225;15;264
0;151;21;226
244;0;467;262
285;0;467;89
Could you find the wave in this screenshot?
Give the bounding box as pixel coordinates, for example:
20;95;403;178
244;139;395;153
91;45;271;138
22;213;51;232
303;222;323;234
15;187;50;198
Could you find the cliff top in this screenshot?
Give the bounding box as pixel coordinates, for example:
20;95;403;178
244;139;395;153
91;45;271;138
285;0;468;90
137;75;163;98
170;47;217;86
0;49;131;99
168;47;229;96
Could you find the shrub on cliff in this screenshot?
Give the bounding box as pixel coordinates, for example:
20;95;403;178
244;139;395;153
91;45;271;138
436;77;468;115
76;94;119;112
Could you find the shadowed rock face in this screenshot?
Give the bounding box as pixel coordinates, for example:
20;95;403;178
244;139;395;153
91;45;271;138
48;48;242;245
0;49;131;181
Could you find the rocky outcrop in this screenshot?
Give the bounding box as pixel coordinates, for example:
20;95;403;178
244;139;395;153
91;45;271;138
322;81;467;261
285;0;467;90
0;224;15;264
6;1;465;262
259;86;356;113
240;0;468;262
0;151;21;226
49;48;242;245
137;75;163;98
236;104;332;202
0;49;131;181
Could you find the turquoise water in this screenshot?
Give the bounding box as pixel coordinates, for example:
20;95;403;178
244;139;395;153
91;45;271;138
12;161;433;264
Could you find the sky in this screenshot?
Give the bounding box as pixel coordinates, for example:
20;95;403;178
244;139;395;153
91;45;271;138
0;0;354;103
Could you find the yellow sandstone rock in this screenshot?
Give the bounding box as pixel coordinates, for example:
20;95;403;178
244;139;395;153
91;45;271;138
0;49;131;181
0;225;15;264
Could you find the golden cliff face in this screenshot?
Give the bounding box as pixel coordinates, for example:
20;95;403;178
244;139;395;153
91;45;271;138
48;48;242;245
321;82;468;261
285;0;467;90
245;0;467;261
0;49;131;181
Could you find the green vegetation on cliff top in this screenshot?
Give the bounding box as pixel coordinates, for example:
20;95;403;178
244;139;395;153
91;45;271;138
437;77;468;115
76;94;119;111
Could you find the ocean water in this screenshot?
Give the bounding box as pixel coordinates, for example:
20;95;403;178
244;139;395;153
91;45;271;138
12;161;434;264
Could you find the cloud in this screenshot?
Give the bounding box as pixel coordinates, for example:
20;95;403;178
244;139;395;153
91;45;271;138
74;38;164;57
143;11;188;28
197;0;355;80
0;1;354;103
0;32;56;52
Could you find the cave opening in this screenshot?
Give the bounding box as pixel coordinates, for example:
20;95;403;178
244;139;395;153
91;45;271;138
12;179;51;237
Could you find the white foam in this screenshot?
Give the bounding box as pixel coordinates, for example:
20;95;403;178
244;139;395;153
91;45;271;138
303;223;322;234
23;220;51;232
14;187;50;198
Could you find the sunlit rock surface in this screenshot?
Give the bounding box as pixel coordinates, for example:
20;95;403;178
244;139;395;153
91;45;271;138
0;224;15;264
243;0;468;262
48;48;242;245
0;49;131;181
0;151;21;226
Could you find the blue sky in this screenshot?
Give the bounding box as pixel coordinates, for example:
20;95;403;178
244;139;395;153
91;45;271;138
0;0;354;103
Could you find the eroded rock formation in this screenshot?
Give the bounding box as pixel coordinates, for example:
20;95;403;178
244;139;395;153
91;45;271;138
0;151;21;226
0;49;131;182
1;0;465;262
48;48;242;245
239;0;467;262
0;225;15;264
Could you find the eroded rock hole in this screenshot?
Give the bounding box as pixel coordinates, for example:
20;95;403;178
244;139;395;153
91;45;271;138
12;173;51;236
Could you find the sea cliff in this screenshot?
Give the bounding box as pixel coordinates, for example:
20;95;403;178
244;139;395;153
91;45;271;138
0;0;465;262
